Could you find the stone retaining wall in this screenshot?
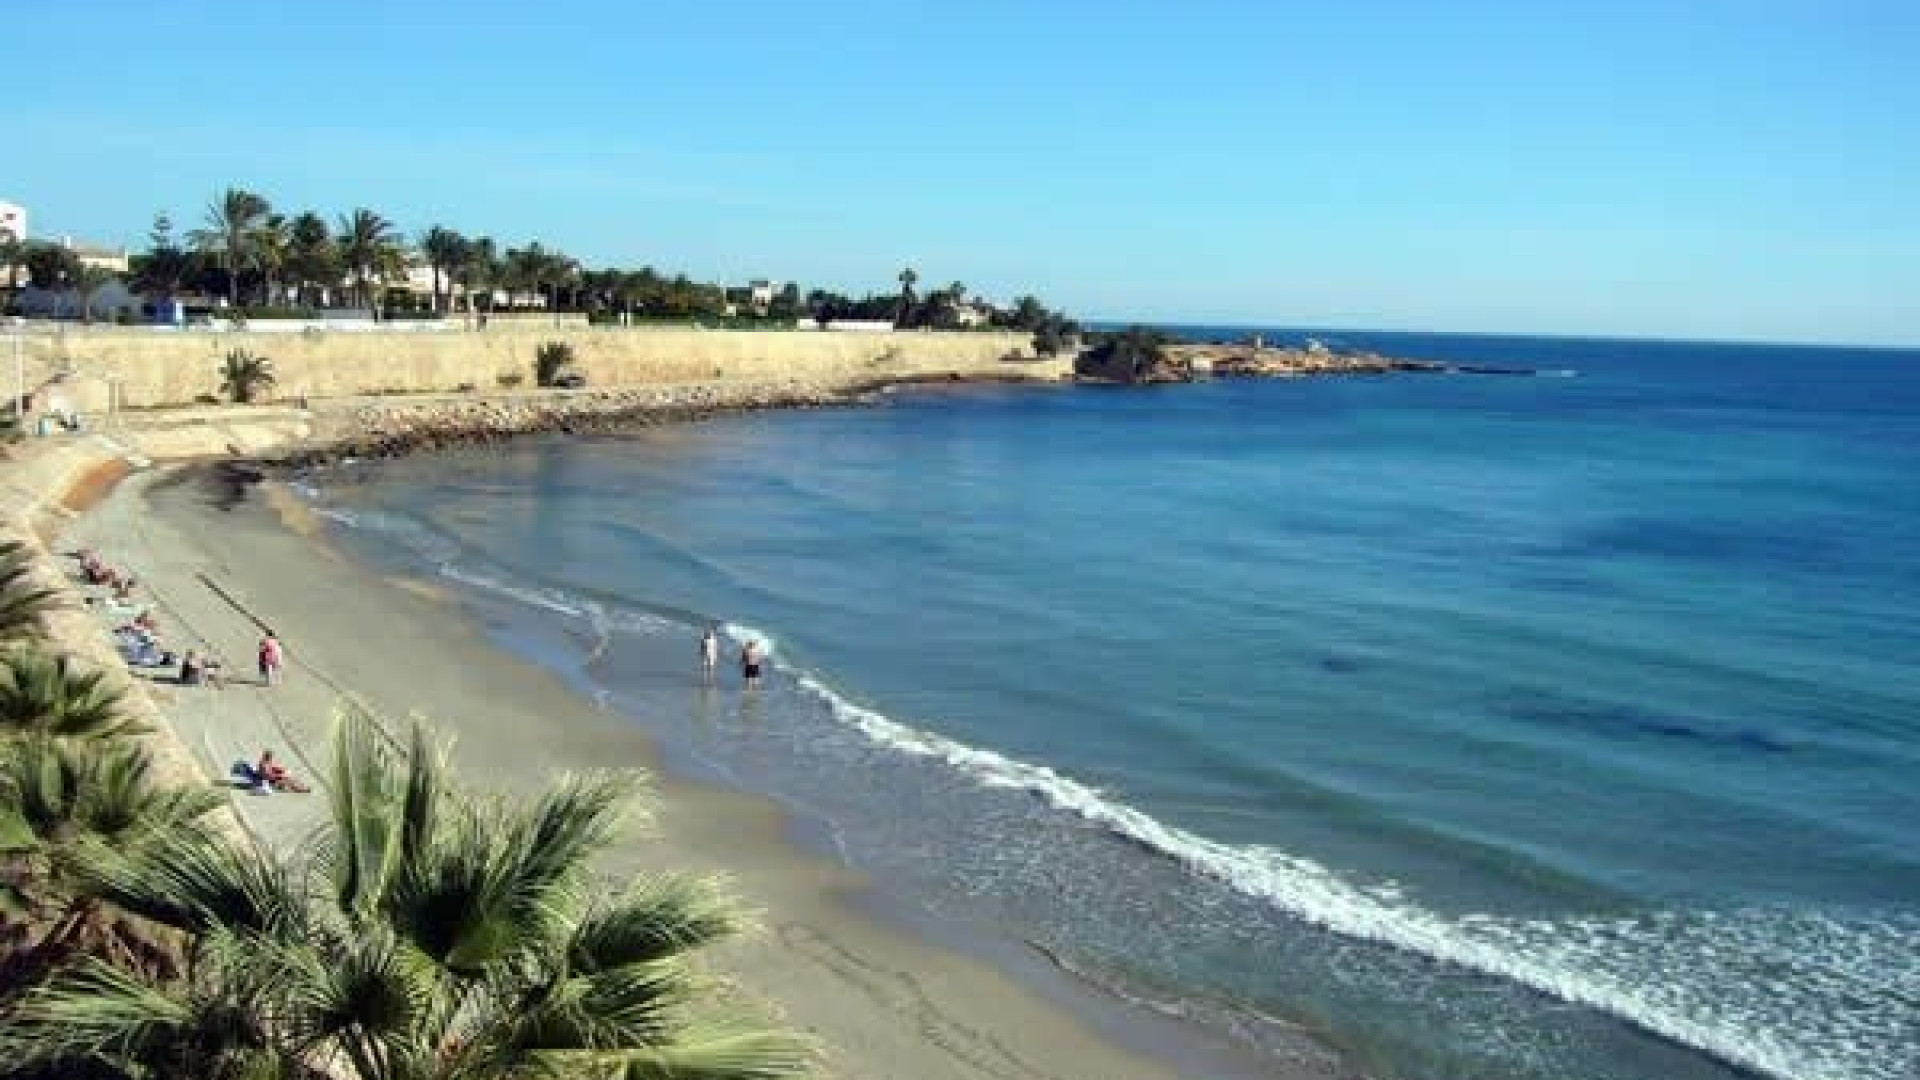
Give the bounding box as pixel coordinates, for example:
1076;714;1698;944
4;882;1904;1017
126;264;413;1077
23;326;1042;409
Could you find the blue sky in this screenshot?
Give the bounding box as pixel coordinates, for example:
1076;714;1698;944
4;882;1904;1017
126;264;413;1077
7;1;1917;344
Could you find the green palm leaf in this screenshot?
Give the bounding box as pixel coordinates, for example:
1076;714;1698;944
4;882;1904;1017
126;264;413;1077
0;541;64;641
0;648;136;743
568;876;743;972
79;823;300;939
612;1019;822;1080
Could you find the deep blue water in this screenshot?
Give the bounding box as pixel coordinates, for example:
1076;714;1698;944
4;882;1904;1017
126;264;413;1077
301;331;1920;1080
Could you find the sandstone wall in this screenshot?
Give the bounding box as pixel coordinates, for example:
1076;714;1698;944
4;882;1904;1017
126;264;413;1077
20;327;1040;409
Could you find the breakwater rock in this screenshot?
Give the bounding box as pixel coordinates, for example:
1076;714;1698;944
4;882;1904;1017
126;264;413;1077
275;380;857;469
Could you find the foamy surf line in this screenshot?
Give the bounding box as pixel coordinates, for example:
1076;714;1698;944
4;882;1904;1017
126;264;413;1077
301;489;1907;1080
785;672;1908;1080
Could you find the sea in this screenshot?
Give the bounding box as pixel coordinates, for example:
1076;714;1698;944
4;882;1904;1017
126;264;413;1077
292;329;1919;1080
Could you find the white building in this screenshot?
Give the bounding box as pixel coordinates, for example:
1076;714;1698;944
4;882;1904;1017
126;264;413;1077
0;200;25;242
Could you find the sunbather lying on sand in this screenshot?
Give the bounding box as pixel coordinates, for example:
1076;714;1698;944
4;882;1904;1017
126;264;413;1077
254;750;309;793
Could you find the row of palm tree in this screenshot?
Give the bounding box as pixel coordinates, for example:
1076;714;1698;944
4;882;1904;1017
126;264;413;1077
176;191;404;311
0;534;817;1079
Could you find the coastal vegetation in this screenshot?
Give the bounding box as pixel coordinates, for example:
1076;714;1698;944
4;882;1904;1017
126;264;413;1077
3;185;1079;338
1075;327;1181;383
535;340;576;387
218;348;276;404
0;539;816;1080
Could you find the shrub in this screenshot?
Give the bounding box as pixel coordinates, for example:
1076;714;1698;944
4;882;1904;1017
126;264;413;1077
218;348;275;404
496;372;525;388
534;341;574;387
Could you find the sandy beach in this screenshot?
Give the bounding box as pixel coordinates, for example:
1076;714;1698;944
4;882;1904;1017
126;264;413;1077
46;461;1302;1080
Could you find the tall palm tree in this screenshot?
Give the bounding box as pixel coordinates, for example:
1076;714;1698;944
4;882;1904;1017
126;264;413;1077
419;226;465;315
287;212;338;308
250;215;292;307
190;188;271;308
0;649;134;743
895;266;918;328
336;208;397;314
460;236;497;326
2;705;817;1080
0;541;63;642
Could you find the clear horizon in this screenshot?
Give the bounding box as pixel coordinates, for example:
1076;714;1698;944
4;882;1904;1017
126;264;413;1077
8;1;1918;347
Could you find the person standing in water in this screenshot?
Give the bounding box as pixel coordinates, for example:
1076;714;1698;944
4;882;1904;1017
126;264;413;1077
740;639;762;686
699;625;720;679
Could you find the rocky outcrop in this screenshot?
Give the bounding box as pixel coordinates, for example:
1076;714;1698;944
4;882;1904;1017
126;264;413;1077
1174;345;1444;378
274;382;852;468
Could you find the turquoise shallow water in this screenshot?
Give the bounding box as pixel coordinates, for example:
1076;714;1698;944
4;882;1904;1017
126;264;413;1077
302;333;1920;1080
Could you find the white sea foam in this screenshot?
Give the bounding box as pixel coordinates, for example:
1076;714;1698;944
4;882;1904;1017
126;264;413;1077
788;670;1914;1080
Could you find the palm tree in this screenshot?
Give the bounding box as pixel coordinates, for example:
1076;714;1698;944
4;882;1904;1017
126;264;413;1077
535;340;574;387
336;208;397;313
0;542;63;642
219;348;275;405
250;215;292;307
0;736;223;990
3;705;817;1080
460;236;497;327
419;226;465;315
287;212;338;308
0;649;133;743
190;188;271;308
895;266;918;328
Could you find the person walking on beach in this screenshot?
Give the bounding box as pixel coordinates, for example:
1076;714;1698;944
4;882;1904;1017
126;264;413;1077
257;632;284;687
700;625;720;679
740;639;763;686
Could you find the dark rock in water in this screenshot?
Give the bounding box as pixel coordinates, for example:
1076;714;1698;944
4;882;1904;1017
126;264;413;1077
1319;655;1364;674
1450;364;1538;376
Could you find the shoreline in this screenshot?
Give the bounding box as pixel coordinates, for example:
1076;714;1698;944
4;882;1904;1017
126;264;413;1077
48;460;1317;1080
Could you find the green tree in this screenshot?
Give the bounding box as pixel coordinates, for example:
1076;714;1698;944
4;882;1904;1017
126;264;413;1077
250;215;292;308
894;266;918;328
21;243;80;296
0;542;64;643
69;265;120;324
0;734;223;994
190;188;271;308
3;706;818;1080
286;212;339;308
0;650;132;743
460;236;498;324
337;208;397;313
1075;326;1175;383
218;348;276;405
419;226;466;315
534;340;574;386
131;213;194;303
0;235;22;293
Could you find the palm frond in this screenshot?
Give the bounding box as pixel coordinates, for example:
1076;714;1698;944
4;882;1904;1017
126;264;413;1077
276;925;438;1064
499;772;642;914
326;703;404;919
610;1018;822;1080
78;824;298;940
568;875;744;972
0;541;64;640
0;649;137;742
0;956;193;1065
